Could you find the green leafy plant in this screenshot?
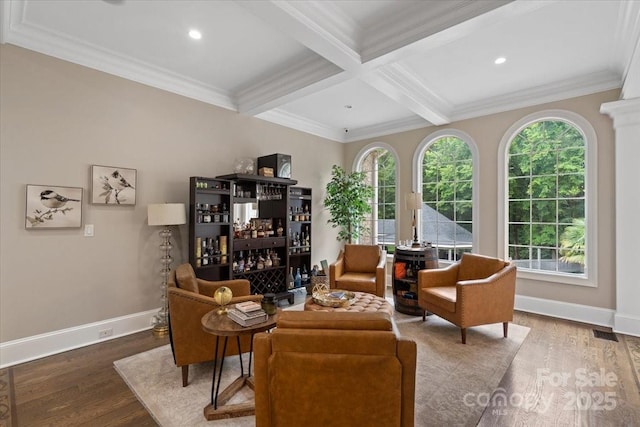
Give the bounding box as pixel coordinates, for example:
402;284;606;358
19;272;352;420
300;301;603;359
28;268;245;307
559;218;585;265
324;165;373;243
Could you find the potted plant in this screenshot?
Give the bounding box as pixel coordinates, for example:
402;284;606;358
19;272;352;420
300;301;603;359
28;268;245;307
323;165;373;243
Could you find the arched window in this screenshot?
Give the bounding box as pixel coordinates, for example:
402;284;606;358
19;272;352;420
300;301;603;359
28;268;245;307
414;130;478;261
354;144;399;248
499;110;597;285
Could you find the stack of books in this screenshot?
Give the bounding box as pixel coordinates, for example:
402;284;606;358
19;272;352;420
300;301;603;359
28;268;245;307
227;301;268;327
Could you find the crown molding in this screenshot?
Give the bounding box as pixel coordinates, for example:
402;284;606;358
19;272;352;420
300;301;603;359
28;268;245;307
3;4;236;110
257;108;346;143
235;54;345;116
612;0;640;75
343;115;430;143
452;70;622;122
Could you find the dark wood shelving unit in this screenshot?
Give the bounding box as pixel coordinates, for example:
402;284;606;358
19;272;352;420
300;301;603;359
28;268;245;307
188;173;305;305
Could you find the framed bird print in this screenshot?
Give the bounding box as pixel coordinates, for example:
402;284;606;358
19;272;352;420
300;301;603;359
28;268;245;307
25;184;83;229
90;165;137;205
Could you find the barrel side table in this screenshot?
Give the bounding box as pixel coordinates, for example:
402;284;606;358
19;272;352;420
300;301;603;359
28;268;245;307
392;246;438;315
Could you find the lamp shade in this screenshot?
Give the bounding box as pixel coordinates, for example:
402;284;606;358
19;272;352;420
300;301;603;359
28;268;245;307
148;203;186;226
405;192;422;211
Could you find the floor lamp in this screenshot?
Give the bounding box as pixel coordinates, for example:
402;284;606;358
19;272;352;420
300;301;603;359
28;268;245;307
148;203;186;337
405;192;422;248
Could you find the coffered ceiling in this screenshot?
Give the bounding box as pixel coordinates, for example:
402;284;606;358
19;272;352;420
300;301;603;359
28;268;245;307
2;0;639;142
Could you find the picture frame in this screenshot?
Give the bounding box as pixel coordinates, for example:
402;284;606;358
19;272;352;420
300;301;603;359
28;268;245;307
25;184;83;229
91;165;136;205
320;259;329;275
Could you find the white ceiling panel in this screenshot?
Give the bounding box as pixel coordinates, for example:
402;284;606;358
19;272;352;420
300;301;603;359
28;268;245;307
402;1;622;106
279;78;416;130
21;0;310;92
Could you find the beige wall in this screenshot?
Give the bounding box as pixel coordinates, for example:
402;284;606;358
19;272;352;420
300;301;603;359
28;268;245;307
0;45;343;342
0;43;620;345
345;90;619;310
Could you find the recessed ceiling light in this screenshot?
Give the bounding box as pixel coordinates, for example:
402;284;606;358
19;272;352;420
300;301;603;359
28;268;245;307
494;57;506;65
189;29;202;40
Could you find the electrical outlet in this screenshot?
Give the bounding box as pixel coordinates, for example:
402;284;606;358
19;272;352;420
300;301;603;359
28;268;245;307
84;224;94;237
98;328;113;339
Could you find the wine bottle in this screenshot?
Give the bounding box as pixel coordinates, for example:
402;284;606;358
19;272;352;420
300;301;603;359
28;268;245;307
301;264;309;285
288;267;295;290
294;268;302;288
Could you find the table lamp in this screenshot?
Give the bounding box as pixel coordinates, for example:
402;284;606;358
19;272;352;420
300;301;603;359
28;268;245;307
405;192;422;248
148;203;186;337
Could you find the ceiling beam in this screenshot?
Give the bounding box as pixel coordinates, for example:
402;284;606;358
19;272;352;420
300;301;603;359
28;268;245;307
361;64;451;126
237;0;361;71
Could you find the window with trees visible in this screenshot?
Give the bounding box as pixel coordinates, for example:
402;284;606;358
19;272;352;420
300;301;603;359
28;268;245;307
356;146;397;247
420;135;474;261
507;119;587;276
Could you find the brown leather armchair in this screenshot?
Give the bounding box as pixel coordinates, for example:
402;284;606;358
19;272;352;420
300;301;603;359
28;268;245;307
167;263;262;386
329;244;387;297
254;311;416;427
418;253;516;344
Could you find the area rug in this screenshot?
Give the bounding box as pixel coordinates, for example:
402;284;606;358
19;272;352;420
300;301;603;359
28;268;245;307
114;312;529;427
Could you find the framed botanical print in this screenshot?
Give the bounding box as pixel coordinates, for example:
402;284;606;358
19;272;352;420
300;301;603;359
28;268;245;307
25;184;83;229
91;165;137;205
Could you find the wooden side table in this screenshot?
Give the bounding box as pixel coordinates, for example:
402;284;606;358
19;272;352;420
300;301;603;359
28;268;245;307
201;309;277;421
392;246;438;315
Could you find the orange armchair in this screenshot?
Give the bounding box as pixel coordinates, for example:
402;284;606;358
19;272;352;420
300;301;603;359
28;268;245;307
167;263;262;386
418;253;516;344
329;244;387;297
254;311;416;427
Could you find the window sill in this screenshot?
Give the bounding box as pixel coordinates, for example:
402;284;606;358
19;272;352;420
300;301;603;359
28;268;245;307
516;269;595;287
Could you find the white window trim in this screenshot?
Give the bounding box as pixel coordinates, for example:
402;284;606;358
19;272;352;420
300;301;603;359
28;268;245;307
353;142;400;246
412;129;480;262
497;110;598;287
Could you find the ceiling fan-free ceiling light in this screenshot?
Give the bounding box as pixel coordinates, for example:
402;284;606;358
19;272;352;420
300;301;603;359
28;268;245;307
188;29;202;40
494;56;507;65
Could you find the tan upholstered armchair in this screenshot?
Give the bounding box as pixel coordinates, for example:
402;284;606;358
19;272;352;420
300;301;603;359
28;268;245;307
167;263;261;386
254;311;416;427
329;244;387;297
418;253;516;344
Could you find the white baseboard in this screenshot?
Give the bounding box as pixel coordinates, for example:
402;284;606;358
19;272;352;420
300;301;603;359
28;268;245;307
0;309;158;369
515;295;615;329
613;313;640;337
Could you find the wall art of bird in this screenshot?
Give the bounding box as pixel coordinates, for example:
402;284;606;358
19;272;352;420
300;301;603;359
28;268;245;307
40;190;80;209
108;170;135;191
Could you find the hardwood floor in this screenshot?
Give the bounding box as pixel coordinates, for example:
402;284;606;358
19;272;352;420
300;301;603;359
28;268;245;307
2;311;639;426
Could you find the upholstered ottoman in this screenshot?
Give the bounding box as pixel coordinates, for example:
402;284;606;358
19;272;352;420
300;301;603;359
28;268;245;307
304;291;393;315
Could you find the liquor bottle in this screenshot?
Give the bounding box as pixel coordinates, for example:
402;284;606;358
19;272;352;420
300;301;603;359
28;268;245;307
301;265;309;285
304;204;310;220
237;251;245;273
288;267;295;290
276;219;284;237
265;250;273;268
213;238;221;264
294;268;302;288
257;252;265;270
195;237;202;267
201;239;209;266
